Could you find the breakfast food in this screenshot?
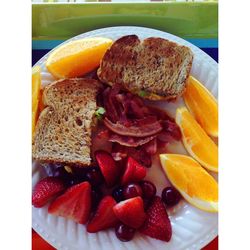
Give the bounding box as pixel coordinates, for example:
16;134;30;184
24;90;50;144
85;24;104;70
32;66;42;137
139;196;172;242
32;177;65;208
160;154;218;212
32;33;218;246
183;76;218;137
95;150;120;187
98;35;193;100
32;154;179;241
113;196;146;229
115;223;136;242
161;186;181;207
121;157;146;185
32;78;101;166
99;84;182;167
176;107;218;172
46;37;113;78
48;181;92;224
87;196;118;233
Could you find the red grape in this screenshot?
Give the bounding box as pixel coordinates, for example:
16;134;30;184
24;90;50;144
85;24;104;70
161;186;181;207
115;223;135;242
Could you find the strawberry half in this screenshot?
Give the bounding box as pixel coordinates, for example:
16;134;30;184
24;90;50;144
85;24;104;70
87;196;119;233
139;196;172;242
95;150;120;187
48;181;91;224
113;196;146;229
32;177;65;208
121;157;146;185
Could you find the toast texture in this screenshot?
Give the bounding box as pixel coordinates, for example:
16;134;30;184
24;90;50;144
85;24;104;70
32;78;101;166
97;35;193;100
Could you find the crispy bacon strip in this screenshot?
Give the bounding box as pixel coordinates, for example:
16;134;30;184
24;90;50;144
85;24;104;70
104;117;162;138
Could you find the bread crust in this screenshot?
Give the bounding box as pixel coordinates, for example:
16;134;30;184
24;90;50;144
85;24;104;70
97;35;193;100
32;78;102;167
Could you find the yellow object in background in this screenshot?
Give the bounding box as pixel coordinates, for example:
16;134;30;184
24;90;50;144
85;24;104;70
183;76;218;137
160;154;218;212
32;66;41;137
46;37;113;78
176;107;218;172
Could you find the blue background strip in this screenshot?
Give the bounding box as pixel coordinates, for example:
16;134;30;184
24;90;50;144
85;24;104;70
32;38;218;50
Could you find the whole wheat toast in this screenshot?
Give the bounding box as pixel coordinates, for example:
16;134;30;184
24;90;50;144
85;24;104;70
97;35;193;100
32;78;101;166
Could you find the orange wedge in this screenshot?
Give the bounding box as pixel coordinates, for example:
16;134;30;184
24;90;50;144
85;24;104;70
160;154;218;212
32;66;41;137
176;107;218;172
183;76;218;137
46;37;113;78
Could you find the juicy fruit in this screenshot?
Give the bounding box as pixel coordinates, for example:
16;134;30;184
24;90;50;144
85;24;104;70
184;76;218;137
32;177;65;208
48;181;91;224
32;66;42;137
46;37;113;78
86;167;104;187
113;196;146;229
160;154;218;212
87;196;118;233
139;196;172;242
95;151;119;187
112;186;124;202
176;107;218;172
121;157;146;185
161;186;181;207
139;180;156;200
123;183;142;199
91;187;103;210
115;223;135;242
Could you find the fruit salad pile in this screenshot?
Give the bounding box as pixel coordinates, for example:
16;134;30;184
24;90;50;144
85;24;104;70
32;151;182;242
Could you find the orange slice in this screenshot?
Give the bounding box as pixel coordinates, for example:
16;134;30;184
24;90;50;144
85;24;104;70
176;107;218;172
32;66;41;137
183;76;218;137
160;154;218;212
46;37;113;78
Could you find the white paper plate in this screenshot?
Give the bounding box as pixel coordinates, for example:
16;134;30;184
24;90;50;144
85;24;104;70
32;26;218;250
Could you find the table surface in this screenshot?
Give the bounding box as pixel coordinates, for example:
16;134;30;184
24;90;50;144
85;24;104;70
32;2;218;249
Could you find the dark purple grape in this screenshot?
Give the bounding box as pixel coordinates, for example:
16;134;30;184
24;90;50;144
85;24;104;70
115;223;135;242
91;188;103;210
112;186;124;202
54;166;81;187
86;167;104;187
161;186;181;207
143;199;151;210
53;167;72;180
71;166;87;181
139;180;156;200
67;177;83;187
123;183;142;200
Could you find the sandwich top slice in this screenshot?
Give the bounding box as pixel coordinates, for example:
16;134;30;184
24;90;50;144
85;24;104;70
97;35;193;100
32;78;101;167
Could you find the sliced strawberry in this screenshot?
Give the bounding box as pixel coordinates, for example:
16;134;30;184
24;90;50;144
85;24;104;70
32;177;65;208
113;196;146;229
121;157;146;185
139;196;172;242
48;181;91;224
87;196;119;233
95;150;120;187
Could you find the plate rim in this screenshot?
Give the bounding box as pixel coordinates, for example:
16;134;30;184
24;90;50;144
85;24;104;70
32;26;218;250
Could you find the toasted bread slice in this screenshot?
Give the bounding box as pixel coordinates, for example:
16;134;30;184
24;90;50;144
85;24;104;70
32;78;101;166
97;35;193;100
